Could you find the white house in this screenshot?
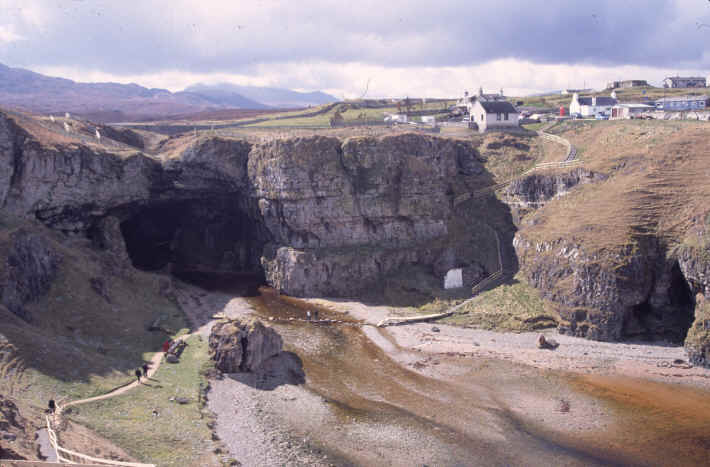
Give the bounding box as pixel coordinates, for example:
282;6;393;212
470;100;519;132
384;113;408;123
569;93;618;117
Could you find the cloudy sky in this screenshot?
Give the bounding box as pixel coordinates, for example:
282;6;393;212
1;0;709;97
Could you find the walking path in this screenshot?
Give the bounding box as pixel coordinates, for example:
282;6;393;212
46;334;195;465
453;127;579;206
57;351;166;416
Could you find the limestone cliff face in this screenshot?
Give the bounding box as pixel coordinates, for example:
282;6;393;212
0;111;491;298
250;134;483;295
1;229;61;321
676;222;710;366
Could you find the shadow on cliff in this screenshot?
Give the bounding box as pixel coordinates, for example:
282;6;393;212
352;193;520;309
225;351;305;390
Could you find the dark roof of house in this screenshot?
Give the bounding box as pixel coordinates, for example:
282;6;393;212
479;101;518;114
577;97;618;106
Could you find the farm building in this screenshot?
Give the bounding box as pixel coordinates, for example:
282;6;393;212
663;76;706;88
654;95;709;111
470;100;519;132
610;103;654;119
569;94;618;117
607;80;649;89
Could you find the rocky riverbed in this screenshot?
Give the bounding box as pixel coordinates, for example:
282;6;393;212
174;277;710;467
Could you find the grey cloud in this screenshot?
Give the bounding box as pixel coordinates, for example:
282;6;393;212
0;0;708;74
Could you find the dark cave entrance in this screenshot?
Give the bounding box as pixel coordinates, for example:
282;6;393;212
622;262;695;344
119;198;267;293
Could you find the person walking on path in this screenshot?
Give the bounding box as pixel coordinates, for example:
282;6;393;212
306;310;311;321
135;368;142;383
48;399;56;414
142;363;149;378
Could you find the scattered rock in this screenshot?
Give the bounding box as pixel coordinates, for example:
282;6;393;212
537;334;559;350
556;399;571;413
165;354;179;364
209;318;283;373
431;326;440;333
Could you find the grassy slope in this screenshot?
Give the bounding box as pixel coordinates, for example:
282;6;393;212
0;215;220;465
67;335;220;467
244;100;457;128
522;120;710;253
442;273;557;331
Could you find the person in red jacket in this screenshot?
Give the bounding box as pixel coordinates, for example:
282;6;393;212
162;339;172;353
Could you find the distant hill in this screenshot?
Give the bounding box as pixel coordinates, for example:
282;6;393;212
184;83;336;108
0;63;267;122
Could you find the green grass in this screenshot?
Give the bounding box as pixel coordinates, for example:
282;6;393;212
0;215;188;405
441;274;558;332
67;335;219;467
244;99;456;128
522;122;545;132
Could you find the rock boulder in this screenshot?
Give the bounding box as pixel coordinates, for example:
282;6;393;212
209;318;283;373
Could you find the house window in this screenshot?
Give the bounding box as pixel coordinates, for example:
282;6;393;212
496;113;501;121
504;113;509;121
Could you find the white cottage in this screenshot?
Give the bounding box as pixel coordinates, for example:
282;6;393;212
569;93;618;117
470;100;519;132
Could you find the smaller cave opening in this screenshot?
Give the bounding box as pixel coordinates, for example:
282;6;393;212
622;262;695;344
119;198;268;294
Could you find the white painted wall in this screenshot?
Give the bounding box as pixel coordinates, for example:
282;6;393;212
471;101;519;132
444;268;463;289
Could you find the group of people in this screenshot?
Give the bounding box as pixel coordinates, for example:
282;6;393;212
305;310;320;321
135;363;150;382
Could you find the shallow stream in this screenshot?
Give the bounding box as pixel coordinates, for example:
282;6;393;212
190;274;710;466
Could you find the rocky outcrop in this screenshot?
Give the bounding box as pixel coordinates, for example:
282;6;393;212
1;229;61;321
209;318;283;373
676;223;710;366
0;113;20;209
0;395;35;460
251;134;487;295
0;110;497;297
505;168;603;208
686;294;710;367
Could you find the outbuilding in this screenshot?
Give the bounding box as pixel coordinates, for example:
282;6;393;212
610;103;654;119
654;95;709;111
663;76;706;88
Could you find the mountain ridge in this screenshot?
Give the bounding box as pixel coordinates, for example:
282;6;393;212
184;82;336;108
0;62;334;122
